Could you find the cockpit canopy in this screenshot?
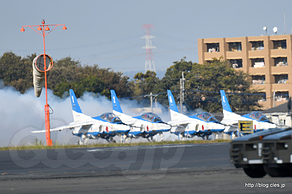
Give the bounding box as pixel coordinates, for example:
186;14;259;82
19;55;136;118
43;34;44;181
141;112;162;123
100;113;122;123
195;112;219;123
248;111;269;122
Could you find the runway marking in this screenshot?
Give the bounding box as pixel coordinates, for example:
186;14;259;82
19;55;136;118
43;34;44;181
88;144;193;152
87;143;228;152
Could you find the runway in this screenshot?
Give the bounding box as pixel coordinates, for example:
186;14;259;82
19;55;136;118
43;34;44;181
0;143;291;193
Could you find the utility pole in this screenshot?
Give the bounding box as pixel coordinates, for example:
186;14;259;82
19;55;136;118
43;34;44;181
144;92;159;112
180;72;185;113
273;90;276;107
141;24;156;73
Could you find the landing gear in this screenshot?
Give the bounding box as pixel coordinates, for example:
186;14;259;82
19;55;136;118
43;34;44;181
106;137;116;143
214;133;219;140
124;137;131;143
202;135;210;140
147;136;154;142
78;133;88;145
159;132;163;141
118;134;127;143
178;133;185;141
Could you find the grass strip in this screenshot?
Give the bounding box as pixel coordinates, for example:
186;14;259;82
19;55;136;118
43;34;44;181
0;139;231;151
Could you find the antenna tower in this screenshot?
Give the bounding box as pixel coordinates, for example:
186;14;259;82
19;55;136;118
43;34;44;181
141;24;156;72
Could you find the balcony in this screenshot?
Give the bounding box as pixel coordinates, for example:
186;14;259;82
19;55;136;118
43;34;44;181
228;59;243;68
275;91;289;102
273;57;287;67
206;43;220;53
228;42;242;52
252;75;265;85
258;92;266;102
250;41;264;51
250;58;265;68
274;74;288;84
252;80;265;84
204;43;222;60
253;62;265;68
272;40;287;50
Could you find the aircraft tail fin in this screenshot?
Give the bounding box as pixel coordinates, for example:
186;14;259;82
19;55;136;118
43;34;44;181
167;90;179;113
220;90;240;121
167;90;188;121
110;90;123;113
69;89;89;122
220;90;233;113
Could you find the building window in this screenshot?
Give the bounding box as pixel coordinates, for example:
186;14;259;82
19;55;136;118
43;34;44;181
258;92;266;102
272;40;287;49
252;75;265;84
275;91;289;101
228;59;243;68
228;42;242;52
274;74;288;84
250;41;264;51
273;57;288;67
206;43;220;53
251;58;265;68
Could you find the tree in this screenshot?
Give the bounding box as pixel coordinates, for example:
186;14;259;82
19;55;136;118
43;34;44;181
0;52;134;99
160;58;262;113
133;71;160;95
0;52;263;112
0;52;35;93
50;58;133;99
132;71;162;106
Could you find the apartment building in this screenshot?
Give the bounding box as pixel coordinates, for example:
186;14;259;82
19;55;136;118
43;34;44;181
198;34;292;109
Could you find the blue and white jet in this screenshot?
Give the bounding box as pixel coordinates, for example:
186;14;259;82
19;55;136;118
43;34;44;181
110;90;170;141
220;90;277;135
32;89;130;144
167;90;225;140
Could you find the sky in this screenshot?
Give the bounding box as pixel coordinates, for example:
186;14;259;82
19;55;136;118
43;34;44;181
1;0;292;78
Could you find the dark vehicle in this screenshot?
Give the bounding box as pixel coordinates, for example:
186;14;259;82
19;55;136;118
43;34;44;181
262;130;292;177
230;127;292;178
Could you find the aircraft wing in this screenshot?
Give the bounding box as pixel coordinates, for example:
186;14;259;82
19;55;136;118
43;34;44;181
31;122;94;133
220;119;239;126
121;119;136;126
168;120;191;128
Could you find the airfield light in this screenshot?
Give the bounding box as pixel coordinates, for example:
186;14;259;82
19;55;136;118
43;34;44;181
20;19;67;146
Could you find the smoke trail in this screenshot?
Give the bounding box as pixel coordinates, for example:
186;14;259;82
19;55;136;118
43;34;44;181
0;82;175;147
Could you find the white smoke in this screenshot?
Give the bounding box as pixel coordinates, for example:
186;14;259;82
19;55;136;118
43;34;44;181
0;82;176;147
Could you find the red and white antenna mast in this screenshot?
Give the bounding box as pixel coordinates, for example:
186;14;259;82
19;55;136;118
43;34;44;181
141;24;156;72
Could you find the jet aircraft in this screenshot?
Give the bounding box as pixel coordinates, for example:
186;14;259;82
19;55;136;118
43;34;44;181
167;90;225;140
220;90;277;135
110;90;170;141
32;89;130;144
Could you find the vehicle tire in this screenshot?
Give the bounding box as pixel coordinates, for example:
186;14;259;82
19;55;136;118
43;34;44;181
264;165;291;177
243;165;266;178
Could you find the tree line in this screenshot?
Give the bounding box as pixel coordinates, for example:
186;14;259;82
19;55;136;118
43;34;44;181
0;52;263;113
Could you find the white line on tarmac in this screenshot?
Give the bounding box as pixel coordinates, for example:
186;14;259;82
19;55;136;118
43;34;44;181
87;143;227;152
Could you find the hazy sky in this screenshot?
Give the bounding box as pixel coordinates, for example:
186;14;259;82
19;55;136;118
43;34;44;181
1;0;292;78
